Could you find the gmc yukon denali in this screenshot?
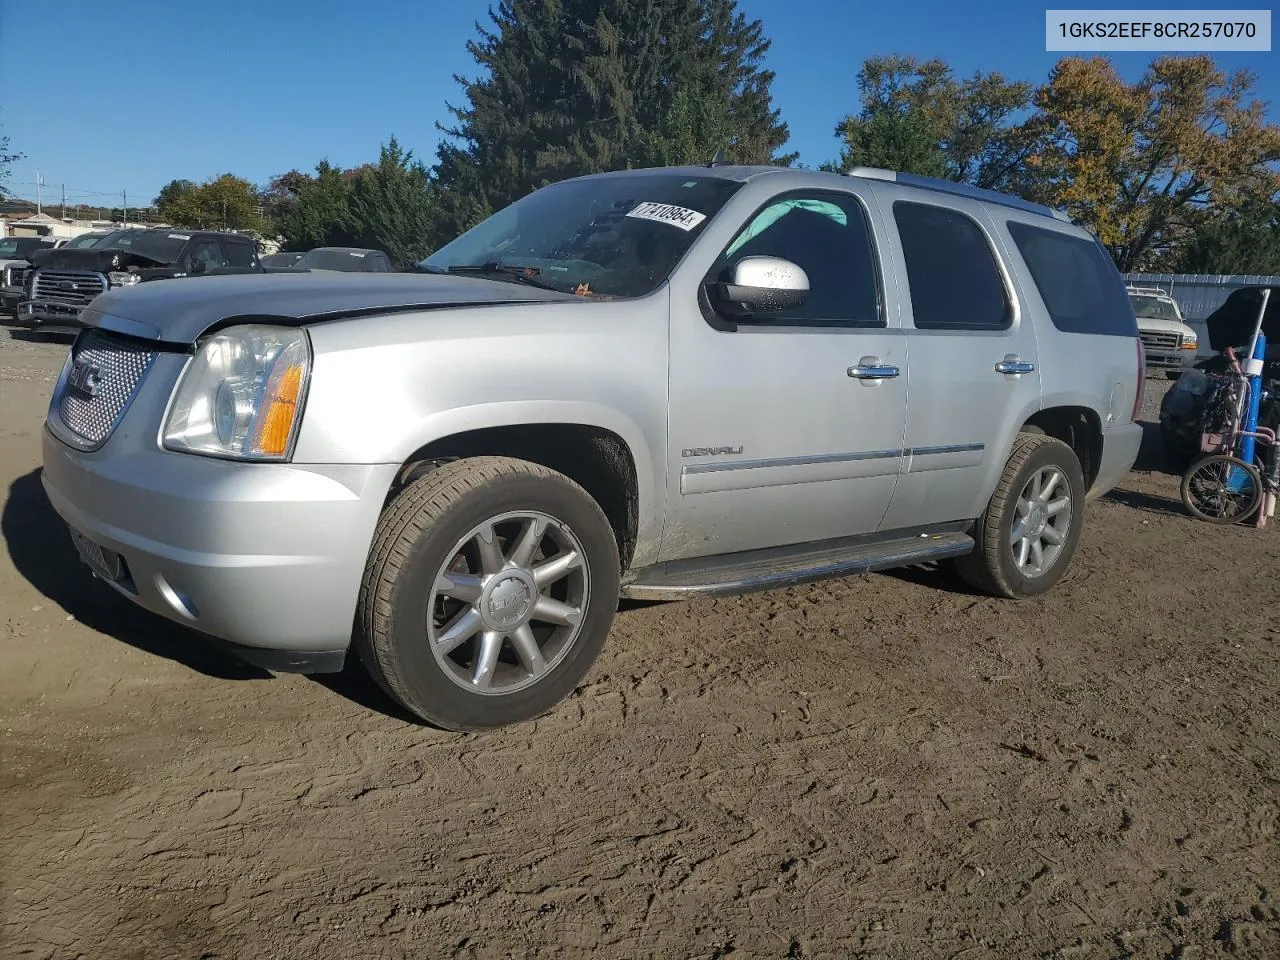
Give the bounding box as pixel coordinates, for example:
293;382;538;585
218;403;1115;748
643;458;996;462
40;164;1143;730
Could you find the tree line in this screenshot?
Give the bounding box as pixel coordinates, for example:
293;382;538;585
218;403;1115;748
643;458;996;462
24;0;1280;274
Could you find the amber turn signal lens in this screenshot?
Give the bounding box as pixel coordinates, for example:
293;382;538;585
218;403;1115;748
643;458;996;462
249;362;305;457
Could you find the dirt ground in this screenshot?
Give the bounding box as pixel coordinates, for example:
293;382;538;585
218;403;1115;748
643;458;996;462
0;325;1277;960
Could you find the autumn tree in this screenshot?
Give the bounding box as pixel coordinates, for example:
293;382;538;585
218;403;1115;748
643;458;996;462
435;0;792;236
832;55;1041;191
161;174;271;234
1033;55;1280;271
154;179;196;220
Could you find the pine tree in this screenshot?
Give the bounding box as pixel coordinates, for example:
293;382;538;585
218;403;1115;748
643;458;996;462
348;137;442;267
435;0;792;236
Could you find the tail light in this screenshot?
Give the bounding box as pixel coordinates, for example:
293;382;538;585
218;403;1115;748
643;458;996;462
1131;338;1146;422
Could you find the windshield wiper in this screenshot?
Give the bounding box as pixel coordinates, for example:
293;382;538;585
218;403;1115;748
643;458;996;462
443;262;564;292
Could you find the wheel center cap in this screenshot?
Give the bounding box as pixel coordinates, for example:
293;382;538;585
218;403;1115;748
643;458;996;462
481;570;536;630
1027;502;1048;536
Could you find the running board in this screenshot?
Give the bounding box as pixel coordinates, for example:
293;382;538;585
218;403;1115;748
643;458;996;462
620;530;975;600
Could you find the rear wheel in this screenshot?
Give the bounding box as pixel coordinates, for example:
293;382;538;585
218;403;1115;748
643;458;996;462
953;434;1086;599
356;457;621;730
1180;454;1261;524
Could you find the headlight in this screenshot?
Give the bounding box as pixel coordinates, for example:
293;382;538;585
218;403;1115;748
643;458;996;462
107;271;141;287
1181;333;1198;350
163;325;311;460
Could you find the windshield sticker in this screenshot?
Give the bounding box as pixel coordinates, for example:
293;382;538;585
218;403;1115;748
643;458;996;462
626;201;707;231
349;251;367;257
168;233;191;240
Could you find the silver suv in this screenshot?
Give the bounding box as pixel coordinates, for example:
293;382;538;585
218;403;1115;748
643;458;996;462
41;164;1143;730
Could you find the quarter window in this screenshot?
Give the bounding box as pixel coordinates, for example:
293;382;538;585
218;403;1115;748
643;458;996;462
893;201;1010;331
712;191;882;326
1006;221;1138;337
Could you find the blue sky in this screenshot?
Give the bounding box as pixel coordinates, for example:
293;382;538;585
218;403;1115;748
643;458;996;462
1;0;1275;208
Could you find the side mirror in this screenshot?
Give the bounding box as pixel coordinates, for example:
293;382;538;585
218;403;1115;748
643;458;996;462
710;256;809;317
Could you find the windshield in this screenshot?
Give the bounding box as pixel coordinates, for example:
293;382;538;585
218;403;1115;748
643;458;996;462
421;174;743;298
297;249;379;271
1129;294;1181;322
64;233;106;249
105;231;190;262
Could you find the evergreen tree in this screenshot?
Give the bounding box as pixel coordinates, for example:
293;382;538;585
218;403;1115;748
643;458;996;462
277;161;357;250
348;137;443;267
435;0;792;236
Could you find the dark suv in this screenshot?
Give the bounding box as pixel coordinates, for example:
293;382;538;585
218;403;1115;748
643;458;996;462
19;229;263;333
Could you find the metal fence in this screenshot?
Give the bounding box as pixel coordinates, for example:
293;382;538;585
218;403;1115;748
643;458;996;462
1124;273;1280;359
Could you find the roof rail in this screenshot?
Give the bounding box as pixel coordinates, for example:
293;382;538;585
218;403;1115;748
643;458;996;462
1125;285;1172;298
845;166;1069;222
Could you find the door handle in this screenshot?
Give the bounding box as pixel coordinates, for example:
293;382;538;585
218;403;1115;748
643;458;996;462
995;357;1036;376
848;357;900;381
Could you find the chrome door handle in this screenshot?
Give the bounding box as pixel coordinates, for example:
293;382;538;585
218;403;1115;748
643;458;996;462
995;358;1036;375
848;358;900;380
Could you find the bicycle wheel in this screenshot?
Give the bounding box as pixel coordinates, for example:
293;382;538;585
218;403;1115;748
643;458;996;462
1180;454;1263;524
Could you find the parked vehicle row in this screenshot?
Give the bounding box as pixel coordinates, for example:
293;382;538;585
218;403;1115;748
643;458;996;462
39;162;1143;730
2;231;393;333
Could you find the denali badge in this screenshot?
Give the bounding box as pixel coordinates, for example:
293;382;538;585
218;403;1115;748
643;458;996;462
67;360;104;398
681;446;743;458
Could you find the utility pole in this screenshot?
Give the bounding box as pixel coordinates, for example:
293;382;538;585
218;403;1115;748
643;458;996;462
122;189;127;226
61;184;66;220
35;169;42;215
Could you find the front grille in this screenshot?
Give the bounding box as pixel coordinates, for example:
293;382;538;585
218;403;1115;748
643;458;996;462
1140;331;1181;352
56;330;156;448
33;270;108;307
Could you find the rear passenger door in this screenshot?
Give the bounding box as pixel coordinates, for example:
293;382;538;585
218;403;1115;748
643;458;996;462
875;195;1043;531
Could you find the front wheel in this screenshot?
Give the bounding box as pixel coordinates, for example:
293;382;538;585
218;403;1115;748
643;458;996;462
953;434;1086;599
1180;454;1262;524
356;457;621;730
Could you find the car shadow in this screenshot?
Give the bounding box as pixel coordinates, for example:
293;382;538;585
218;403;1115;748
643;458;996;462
1101;487;1187;518
2;468;271;680
1131;420;1190;476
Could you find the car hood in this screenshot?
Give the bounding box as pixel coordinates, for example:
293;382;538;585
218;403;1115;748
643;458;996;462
31;245;172;271
1136;316;1192;336
81;271;581;345
0;257;32;271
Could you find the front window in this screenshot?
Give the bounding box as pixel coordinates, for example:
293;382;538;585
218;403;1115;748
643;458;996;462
1129;294;1181;322
422;174;743;298
64;234;105;249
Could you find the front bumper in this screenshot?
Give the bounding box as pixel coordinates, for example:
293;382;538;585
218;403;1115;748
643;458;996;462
1087;421;1143;502
1143;347;1197;374
18;299;86;333
1;286;21;315
41;426;398;670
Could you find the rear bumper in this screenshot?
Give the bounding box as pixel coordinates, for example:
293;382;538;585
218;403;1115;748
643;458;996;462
41;425;398;668
1088;421;1143;501
18;299;86;333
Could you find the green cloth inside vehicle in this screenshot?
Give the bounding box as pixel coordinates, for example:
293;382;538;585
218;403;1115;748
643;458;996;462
726;199;848;257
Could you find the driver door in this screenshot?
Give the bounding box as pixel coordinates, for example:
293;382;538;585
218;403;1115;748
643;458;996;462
661;186;910;562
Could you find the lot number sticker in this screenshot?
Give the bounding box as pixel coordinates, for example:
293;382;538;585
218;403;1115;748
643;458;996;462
626;201;707;231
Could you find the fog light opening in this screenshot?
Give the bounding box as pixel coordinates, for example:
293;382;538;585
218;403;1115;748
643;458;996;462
155;574;200;621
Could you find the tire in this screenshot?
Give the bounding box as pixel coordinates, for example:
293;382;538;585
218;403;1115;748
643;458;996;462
952;434;1086;599
1179;454;1262;525
356;456;621;730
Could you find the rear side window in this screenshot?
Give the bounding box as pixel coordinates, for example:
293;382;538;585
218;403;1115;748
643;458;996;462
1006;221;1138;337
893;201;1010;331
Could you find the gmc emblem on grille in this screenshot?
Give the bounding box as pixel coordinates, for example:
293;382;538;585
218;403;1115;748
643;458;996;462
67;360;104;397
